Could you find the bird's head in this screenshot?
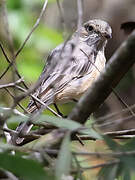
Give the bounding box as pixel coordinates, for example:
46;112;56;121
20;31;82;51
79;19;112;49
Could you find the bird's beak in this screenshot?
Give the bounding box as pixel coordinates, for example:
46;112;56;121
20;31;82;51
102;32;112;39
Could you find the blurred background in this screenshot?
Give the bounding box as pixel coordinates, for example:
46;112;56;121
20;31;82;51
1;0;135;130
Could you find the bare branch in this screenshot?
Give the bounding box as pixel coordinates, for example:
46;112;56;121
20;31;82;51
97;103;135;122
0;43;11;63
0;63;12;79
74;149;135;158
15;85;61;117
15;0;48;59
0;107;26;117
95;114;135;129
5;88;29;114
79;160;119;171
56;0;66;34
104;128;135;136
0;78;24;89
77;0;83;31
112;88;135;116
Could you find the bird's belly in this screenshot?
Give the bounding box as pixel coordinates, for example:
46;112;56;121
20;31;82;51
55;69;100;103
55;52;105;103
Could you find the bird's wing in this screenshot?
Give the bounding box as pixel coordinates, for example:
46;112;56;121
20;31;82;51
27;40;97;112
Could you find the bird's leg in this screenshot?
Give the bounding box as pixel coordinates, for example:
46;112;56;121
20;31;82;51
53;103;66;118
54;100;77;118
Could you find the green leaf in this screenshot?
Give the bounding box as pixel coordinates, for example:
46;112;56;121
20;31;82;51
120;156;135;171
36;115;101;139
7;114;82;131
35;115;82;130
7;115;28;124
55;132;72;180
123;170;131;180
123;137;135;151
79;128;102;139
23;130;63;150
7;114;101;139
0;142;15;151
98;164;118;180
0;152;52;180
103;135;121;151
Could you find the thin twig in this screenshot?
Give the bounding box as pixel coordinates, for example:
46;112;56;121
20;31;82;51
56;0;66;34
77;0;83;31
15;85;61;117
74;150;135;157
78;135;135;140
95;114;135;129
0;42;28;89
0;63;12;79
0;78;24;89
78;160;119;171
0;43;11;63
104;128;135;136
15;0;48;59
112;88;135;116
4;88;29;114
96;104;135;122
0;107;26;117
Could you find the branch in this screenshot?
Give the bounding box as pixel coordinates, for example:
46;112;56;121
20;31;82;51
69;30;135;124
96;103;135;122
0;78;24;89
79;160;119;171
15;85;61;117
0;107;26;117
56;0;66;34
15;0;48;58
4;88;29;114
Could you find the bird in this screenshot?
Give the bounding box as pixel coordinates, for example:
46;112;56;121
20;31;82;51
13;19;112;145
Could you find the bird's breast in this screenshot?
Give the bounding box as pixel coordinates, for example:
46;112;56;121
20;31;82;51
55;50;106;103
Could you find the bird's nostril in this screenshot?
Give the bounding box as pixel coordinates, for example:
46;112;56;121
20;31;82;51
104;33;112;39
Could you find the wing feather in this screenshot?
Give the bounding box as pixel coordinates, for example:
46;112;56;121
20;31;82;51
27;40;97;112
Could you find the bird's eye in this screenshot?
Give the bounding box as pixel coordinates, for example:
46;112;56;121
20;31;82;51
85;25;94;32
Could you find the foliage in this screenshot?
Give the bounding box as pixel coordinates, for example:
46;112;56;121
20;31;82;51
1;108;135;179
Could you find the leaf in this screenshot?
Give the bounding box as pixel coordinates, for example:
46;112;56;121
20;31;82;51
0;142;15;151
122;137;135;151
55;132;72;180
23;130;63;150
79;128;102;139
0;152;52;180
103;135;121;151
120;156;135;171
35;115;82;130
7;114;102;140
98;164;118;180
7;115;28;124
123;170;131;180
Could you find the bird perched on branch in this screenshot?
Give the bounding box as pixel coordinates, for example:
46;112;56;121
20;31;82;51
14;19;112;145
28;19;112;113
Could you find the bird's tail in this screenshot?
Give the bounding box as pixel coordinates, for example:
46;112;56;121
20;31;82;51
11;99;52;145
12;121;33;145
